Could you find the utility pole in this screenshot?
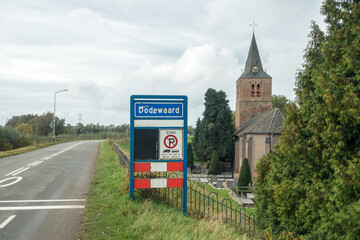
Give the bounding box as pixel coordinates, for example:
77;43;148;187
78;114;82;124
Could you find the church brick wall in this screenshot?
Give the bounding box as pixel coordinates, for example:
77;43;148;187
235;78;272;129
236;133;281;176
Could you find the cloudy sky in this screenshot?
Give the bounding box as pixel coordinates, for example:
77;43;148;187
0;0;327;126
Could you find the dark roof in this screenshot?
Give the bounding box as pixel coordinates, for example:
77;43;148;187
239;34;271;79
234;108;285;136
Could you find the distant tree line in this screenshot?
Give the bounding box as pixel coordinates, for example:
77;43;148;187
0;112;129;151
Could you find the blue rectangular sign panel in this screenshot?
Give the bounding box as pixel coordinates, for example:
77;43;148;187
130;95;188;216
135;102;183;118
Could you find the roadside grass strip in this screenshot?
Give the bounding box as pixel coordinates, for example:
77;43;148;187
0;142;60;158
78;141;247;240
0;141;83;159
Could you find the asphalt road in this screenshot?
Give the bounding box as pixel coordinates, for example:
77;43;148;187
0;140;102;240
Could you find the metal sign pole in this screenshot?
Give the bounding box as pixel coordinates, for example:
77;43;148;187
182;97;188;215
130;96;135;199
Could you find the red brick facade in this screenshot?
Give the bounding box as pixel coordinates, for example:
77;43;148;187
235;78;272;130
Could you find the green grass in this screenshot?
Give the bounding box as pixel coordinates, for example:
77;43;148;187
116;139;130;157
0;142;62;158
113;140;255;215
78;141;249;240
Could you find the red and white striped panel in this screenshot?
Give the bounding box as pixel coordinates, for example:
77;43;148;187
134;162;183;172
134;178;183;189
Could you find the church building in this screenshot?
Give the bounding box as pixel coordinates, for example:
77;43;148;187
233;33;285;178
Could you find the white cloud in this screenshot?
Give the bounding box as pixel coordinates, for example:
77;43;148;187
0;0;327;126
126;44;240;124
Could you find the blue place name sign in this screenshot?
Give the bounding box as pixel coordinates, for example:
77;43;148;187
135;102;183;118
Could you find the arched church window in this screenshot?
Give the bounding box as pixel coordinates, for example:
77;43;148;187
256;84;261;97
251;84;255;97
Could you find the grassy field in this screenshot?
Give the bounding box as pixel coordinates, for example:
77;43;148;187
78;141;249;240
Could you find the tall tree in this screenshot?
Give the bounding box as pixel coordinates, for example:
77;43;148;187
194;88;234;162
193;118;207;161
30;112;53;136
55;117;66;135
272;94;291;113
5;116;21;128
255;1;360;239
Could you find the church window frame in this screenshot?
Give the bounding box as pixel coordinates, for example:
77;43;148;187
256;84;261;97
251;84;255;97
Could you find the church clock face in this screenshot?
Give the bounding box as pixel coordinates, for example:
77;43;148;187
252;65;258;73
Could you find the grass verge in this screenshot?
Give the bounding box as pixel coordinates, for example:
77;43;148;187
0;142;62;158
78;141;248;240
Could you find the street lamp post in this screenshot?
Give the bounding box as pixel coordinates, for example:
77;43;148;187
53;89;68;141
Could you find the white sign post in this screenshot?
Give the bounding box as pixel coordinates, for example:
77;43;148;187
159;129;183;160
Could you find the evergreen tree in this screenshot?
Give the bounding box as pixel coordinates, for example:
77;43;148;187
238;158;252;187
187;143;194;170
255;1;360;238
193;88;234;162
208;151;221;174
193;118;204;161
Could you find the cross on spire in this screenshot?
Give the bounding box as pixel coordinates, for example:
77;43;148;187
249;18;258;34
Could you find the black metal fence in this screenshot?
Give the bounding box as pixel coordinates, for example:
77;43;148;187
110;141;129;170
109;141;269;237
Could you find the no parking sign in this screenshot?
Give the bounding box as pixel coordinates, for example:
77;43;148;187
159;129;183;160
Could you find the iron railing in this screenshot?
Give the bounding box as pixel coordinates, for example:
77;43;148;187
110;141;129;170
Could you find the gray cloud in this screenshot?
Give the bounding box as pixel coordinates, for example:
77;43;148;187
0;0;326;126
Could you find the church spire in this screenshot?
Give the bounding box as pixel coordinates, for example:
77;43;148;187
240;34;271;79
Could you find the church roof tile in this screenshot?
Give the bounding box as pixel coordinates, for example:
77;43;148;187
239;34;271;79
234;108;285;135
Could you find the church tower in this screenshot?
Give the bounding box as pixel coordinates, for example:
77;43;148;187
235;33;272;130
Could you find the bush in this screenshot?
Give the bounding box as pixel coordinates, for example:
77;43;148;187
238;158;252;187
0;126;19;150
208;151;221;174
0;139;12;151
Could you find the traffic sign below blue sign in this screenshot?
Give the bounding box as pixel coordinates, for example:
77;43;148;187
135;102;183;118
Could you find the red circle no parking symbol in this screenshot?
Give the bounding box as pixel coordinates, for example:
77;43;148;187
164;135;178;149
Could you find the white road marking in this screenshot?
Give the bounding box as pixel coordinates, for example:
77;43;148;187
27;161;42;167
0;199;86;203
10;167;30;176
1;142;85;189
0;215;16;229
41;156;51;161
0;205;85;210
30;161;43;167
0;177;23;188
5;168;25;176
